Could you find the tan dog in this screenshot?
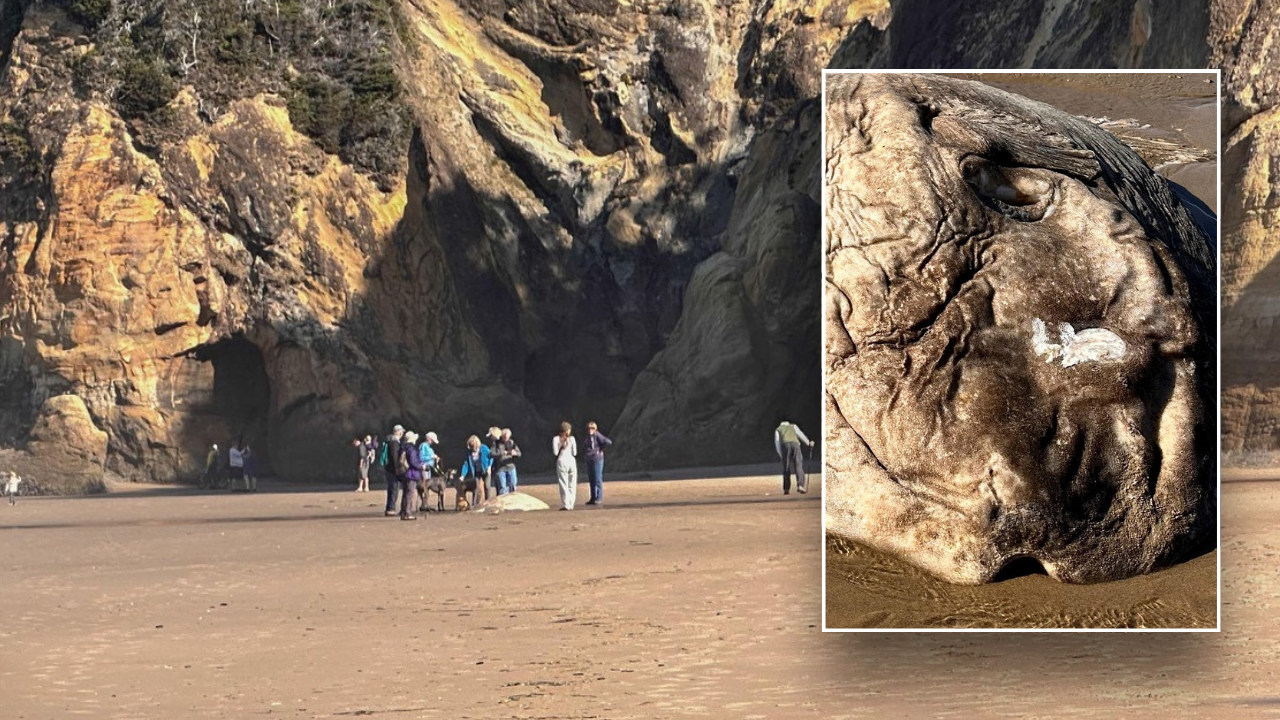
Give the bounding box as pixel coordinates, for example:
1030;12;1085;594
453;469;476;512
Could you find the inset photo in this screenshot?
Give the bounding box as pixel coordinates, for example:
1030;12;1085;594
822;71;1220;630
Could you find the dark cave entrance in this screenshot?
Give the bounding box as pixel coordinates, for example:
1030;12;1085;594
992;556;1049;582
193;335;272;472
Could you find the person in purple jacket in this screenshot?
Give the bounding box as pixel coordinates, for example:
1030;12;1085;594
397;431;425;521
583;421;613;506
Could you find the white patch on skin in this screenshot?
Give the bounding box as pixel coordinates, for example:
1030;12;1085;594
1032;318;1126;368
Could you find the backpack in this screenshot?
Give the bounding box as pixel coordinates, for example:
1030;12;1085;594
396;445;411;476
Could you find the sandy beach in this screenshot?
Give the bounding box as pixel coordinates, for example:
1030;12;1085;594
3;473;1279;717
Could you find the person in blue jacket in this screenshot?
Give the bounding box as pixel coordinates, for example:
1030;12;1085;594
459;434;492;507
397;431;424;520
416;431;439;513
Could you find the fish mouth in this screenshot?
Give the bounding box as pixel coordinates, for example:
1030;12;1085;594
960;155;1057;222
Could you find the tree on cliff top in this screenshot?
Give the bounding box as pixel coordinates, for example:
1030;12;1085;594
60;0;410;190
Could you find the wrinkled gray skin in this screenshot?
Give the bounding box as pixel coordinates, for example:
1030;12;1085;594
824;74;1216;584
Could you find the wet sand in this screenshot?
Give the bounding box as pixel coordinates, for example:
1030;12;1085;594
827;540;1217;629
3;474;1279;716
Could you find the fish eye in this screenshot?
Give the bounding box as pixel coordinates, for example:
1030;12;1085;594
960;156;1054;222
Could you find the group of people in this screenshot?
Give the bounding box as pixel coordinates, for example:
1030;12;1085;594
201;441;259;491
356;420;614;519
193;417;811;509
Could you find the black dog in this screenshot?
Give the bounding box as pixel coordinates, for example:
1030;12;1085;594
417;464;453;513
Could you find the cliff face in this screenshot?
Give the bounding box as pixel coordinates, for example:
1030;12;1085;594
1217;0;1280;456
0;0;1215;490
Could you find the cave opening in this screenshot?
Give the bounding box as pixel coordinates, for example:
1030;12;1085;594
992;556;1049;582
193;335;272;473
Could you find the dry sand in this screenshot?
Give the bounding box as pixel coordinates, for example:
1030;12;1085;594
2;473;1278;717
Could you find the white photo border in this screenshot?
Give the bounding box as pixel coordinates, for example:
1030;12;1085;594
819;68;1223;633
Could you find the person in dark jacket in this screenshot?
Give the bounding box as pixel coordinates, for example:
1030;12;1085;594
383;424;404;516
492;428;521;495
583;421;613;505
242;444;258;492
354;436;374;493
484;427;502;498
397;431;424;520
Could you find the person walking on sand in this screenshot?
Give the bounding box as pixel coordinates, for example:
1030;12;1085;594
396;431;424;520
583;421;612;506
228;442;245;491
381;425;405;516
553;421;578;510
5;472;21;505
774;420;815;495
492;428;521;495
459;435;492;507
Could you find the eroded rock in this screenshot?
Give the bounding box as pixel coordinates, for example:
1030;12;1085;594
823;74;1216;584
25;395;108;494
1217;0;1280;457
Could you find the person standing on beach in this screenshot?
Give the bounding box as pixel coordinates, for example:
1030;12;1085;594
5;472;20;505
242;444;258;492
485;427;502;498
774;420;814;495
583;421;612;506
354;437;371;492
382;425;404;516
553;422;578;510
492;428;521;495
459;435;492;507
228;442;245;491
202;444;221;488
397;431;424;520
417;432;438;512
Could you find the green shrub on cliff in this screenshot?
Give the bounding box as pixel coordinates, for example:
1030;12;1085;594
115;58;178;118
63;0;409;188
66;0;112;30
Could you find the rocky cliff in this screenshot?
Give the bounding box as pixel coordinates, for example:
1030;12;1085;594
0;0;1217;491
1217;0;1280;457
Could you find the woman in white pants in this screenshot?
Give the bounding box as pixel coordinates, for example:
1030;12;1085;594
553;421;578;510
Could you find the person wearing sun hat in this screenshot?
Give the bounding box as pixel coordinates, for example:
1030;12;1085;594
396;430;424;520
484;426;502;498
416;431;439;512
